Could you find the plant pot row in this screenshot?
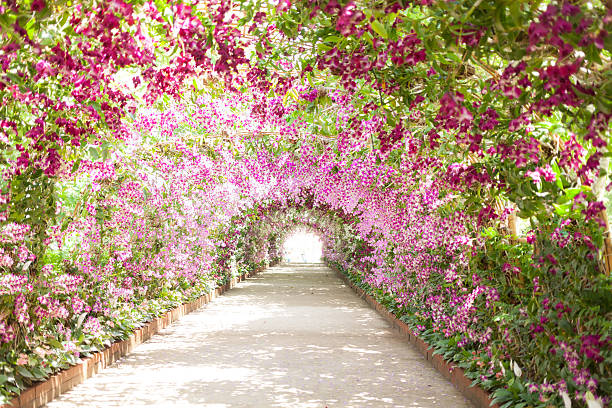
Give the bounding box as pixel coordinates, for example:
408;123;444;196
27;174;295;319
332;265;499;408
1;267;265;408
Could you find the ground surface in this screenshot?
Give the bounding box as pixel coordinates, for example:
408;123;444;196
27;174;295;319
45;264;473;408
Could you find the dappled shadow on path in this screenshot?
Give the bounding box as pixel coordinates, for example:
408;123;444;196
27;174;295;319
45;264;473;408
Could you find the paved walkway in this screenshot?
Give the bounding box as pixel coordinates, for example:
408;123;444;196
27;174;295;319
46;264;473;407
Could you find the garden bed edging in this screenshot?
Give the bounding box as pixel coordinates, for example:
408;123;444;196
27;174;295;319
331;264;500;408
1;266;266;408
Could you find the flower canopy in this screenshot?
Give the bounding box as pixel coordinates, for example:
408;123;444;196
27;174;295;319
0;0;611;407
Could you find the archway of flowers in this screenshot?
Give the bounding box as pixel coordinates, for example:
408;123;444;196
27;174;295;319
1;0;611;407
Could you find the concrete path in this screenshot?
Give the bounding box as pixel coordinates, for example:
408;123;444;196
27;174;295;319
45;264;473;408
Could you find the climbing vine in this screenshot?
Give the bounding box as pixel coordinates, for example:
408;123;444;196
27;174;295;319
0;0;611;406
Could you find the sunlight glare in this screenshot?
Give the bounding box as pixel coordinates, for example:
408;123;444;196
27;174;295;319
283;230;322;263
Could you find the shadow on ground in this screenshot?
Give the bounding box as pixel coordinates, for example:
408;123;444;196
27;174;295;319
45;264;473;408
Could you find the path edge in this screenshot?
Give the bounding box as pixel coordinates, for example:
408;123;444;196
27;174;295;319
331;264;500;408
1;266;267;408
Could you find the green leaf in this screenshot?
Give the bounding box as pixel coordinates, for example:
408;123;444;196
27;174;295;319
89;146;99;160
16;366;33;379
371;20;387;39
31;367;46;380
552;202;571;216
101;141;111;160
324;35;342;43
317;42;332;53
48;337;63;349
562;187;586;201
71;158;81;173
550;160;564;189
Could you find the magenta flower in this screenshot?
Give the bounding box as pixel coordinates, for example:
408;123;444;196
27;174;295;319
30;0;45;11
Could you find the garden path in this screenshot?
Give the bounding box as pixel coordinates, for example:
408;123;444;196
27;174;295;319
45;264;473;408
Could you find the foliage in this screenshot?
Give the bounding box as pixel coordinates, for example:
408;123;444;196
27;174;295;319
0;0;611;406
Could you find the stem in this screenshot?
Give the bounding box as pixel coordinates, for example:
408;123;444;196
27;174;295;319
464;0;485;21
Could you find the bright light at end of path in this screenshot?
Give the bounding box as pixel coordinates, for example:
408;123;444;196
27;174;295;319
283;230;322;263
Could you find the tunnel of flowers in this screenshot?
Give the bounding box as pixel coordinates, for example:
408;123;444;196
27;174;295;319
0;0;611;406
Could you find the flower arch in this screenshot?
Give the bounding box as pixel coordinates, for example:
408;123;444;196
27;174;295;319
0;0;611;406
